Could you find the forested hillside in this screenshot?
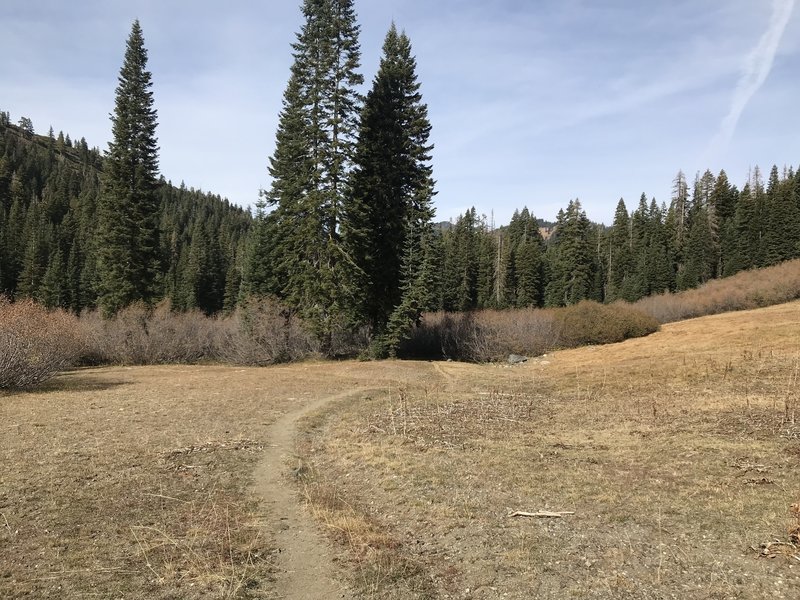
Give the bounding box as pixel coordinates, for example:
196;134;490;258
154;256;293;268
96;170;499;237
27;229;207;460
436;166;800;311
3;107;798;325
0;113;251;314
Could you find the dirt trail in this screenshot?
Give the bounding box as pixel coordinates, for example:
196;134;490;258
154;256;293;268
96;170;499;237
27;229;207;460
252;389;368;600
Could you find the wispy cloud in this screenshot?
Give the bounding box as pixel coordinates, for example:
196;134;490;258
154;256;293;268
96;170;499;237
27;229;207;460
707;0;795;156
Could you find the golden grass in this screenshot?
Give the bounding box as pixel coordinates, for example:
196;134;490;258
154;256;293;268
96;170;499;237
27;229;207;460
301;301;800;598
0;363;365;599
4;301;800;598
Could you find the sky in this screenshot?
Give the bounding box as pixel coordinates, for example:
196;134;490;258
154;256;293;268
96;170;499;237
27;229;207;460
1;0;798;226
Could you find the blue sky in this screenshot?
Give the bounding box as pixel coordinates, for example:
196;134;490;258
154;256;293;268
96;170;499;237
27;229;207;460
1;1;798;225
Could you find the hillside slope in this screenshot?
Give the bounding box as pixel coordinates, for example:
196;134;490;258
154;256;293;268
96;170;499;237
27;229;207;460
302;300;800;598
1;302;798;598
0;119;251;313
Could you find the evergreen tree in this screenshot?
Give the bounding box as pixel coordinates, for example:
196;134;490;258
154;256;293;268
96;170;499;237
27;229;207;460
3;177;26;294
544;200;597;307
261;0;364;353
731;183;757;272
750;167;767;267
345;24;435;344
475;223;497;308
605;198;632;302
243;199;276;298
443;207;485;312
763;165;800;265
678;204;714;290
710;170;738;276
514;232;544;307
39;247;66;308
97;20;161;315
666;170;690;283
623;194;651;299
1;96;248;312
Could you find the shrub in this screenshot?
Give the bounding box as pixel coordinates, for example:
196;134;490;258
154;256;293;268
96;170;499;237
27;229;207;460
215;297;318;365
0;297;84;389
79;298;322;367
556;301;660;347
400;301;659;362
81;301;218;365
633;259;800;324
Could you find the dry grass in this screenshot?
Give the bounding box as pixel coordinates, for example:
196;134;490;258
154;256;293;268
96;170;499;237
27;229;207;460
4;301;800;598
300;302;800;598
0;363;362;599
633;258;800;324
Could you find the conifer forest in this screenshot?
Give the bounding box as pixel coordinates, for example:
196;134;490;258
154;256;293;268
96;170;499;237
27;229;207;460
1;1;799;357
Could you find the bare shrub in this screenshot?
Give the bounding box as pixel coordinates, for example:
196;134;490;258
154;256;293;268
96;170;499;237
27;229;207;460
81;301;218;365
399;311;492;362
633;259;800;324
80;298;320;366
469;307;561;359
0;297;83;389
215;297;318;366
401;301;658;362
556;301;660;347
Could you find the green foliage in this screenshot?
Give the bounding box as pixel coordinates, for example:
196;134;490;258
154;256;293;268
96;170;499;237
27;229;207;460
2;6;800;361
259;0;364;354
544;200;599;307
345;24;435;350
505;208;545;308
0;98;249;316
97;21;161;316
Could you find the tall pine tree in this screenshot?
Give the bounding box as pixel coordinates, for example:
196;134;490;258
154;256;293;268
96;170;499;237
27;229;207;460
97;20;161;315
261;0;363;354
544;200;598;307
345;24;435;352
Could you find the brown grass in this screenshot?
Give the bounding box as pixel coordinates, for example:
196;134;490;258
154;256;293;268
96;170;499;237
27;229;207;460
0;364;339;598
633;258;800;323
300;301;800;598
5;301;800;598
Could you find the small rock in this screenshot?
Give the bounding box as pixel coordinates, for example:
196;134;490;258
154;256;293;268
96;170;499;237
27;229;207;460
508;354;528;365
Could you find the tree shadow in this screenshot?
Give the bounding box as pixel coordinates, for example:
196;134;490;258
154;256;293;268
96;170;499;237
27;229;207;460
6;372;132;395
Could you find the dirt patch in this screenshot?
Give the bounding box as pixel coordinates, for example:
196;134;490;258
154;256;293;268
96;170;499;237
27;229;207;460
251;389;367;599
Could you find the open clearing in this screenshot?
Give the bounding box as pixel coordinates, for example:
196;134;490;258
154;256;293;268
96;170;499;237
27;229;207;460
2;303;800;598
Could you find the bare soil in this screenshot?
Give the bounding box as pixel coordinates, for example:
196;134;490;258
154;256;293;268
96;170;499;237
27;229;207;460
2;302;800;598
252;388;362;599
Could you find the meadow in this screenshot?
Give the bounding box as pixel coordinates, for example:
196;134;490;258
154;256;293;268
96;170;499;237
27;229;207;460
2;300;799;598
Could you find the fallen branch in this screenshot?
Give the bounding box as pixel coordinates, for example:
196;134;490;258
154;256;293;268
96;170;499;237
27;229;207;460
509;510;575;518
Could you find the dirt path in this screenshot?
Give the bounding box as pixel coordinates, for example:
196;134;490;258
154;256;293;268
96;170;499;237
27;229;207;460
252;390;367;599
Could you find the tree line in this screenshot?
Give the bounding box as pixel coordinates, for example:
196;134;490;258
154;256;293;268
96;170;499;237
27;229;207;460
431;165;800;312
2;0;799;358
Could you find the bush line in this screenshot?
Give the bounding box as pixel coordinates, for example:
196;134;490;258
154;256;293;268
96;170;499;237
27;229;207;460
5;259;800;388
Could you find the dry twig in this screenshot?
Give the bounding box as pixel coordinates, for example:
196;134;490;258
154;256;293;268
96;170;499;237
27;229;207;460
509;510;575;518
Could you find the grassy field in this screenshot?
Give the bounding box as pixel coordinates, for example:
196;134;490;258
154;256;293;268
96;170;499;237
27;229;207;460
300;302;800;598
2;302;799;598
